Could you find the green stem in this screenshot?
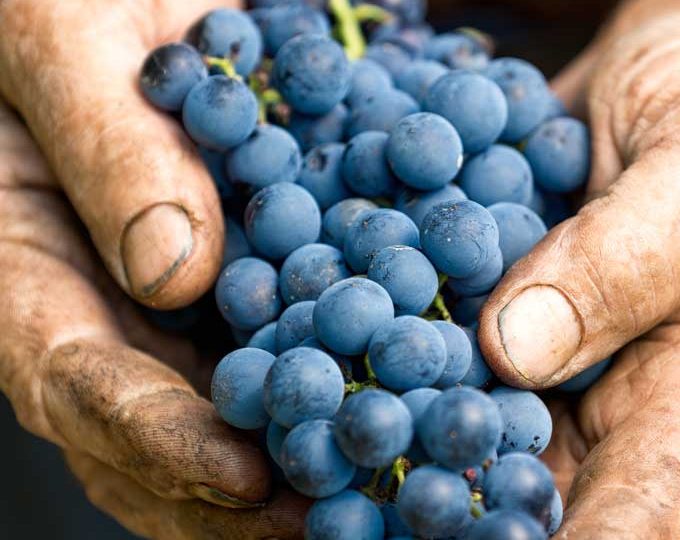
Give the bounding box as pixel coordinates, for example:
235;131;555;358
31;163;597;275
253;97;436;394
204;56;241;80
470;502;484;519
391;457;408;489
354;3;393;24
438;273;449;290
434;293;453;323
360;466;386;500
364;353;377;382
329;0;366;60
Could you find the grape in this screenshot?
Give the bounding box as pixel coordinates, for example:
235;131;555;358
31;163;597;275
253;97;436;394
215;257;281;330
222;217;252;268
447;245;503;297
280;243;351;305
344;209;420;273
322;198;378;248
420;200;500;278
488;203;547;272
381;502;414;537
524;117;590;193
227;125;301;188
397;465;471;538
394;183;467;229
313;277;394;355
188;9;262;76
452;294;488;326
342;131;399;198
244;183;321;260
425;70;507;153
211;348;275;430
460;326;495;388
464;510;547;540
297;143;352;209
361;0;427;25
298;336;354;382
275;301;316;353
544;92;568;121
140;43;207;111
182;75;258;151
557;357;611;393
432;320;473;388
367;245;438;316
333;389;413;467
424;32;489;70
305;490;385;540
200;147;233;199
280;419;356;498
490;386;553;455
400;388;441;463
288;104;349;153
485;58;550;143
261;5;330;56
364;41;416;77
263;346;344;427
273;34;350;115
347;58;393;107
368;316;447;390
386;112;464;191
346;89;420;137
548;489;564;536
266;420;290;467
484;452;555;521
247;321;278;354
395;60;448;104
418;386;502;470
373;24;434;55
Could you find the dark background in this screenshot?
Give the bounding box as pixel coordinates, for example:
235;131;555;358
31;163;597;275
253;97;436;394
0;1;607;538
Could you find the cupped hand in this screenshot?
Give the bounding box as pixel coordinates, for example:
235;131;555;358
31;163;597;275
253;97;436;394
479;1;680;537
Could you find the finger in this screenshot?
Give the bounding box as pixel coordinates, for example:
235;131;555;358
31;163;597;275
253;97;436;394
479;144;680;389
0;0;242;308
65;450;309;540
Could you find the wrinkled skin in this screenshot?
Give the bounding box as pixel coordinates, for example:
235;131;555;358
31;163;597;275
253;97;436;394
2;0;680;538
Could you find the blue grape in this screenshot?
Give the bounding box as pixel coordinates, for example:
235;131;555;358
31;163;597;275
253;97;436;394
490;386;553;455
395;60;448;104
420;199;500;278
364;41;416;78
288;104;349;153
524;117;590;193
548;489;563;535
488;202;547;272
381;502;414;538
424;32;489;70
261;5;329;56
459;144;533;207
418;386;502;470
333;389;413;467
297;143;352;209
280;243;351;304
401;387;442;463
280;419;356;498
266;420;290;467
182;75;258;151
322;198;378;248
346;89;420;137
397;465;471;538
313;277;394;355
227;124;301;188
200;147;233;199
231;326;254;347
425;70;508;153
305;490;385;540
557;357;612;393
372;23;434;55
484;452;555;521
432;320;473;388
460;326;494;388
544;93;567;120
342;131;399;197
485;58;550;143
347;58;393;107
344;208;420;273
263;346;344;427
299;336;354;382
140;43;207;111
274;34;350;115
361;0;427;25
464;510;547;540
215;257;281;330
275;301;316;352
394;183;467;229
368;316;447;390
189;9;262;76
244;183;321;259
247;321;278;354
211;348;275;429
453;294;488;326
367;245;438;316
447;245;503;297
387;113;463;190
222;217;252;268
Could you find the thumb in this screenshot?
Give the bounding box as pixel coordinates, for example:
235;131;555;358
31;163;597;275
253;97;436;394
479;144;680;388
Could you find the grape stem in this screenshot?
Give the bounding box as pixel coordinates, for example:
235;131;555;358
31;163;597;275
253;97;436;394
391;456;408;489
360;466;386;500
204;56;241;80
329;0;366;60
433;293;453;323
354;3;393;23
363;353;378;382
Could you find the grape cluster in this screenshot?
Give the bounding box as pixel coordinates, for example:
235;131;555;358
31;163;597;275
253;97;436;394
140;1;603;538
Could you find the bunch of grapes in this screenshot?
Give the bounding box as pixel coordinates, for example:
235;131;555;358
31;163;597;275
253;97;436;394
140;0;605;538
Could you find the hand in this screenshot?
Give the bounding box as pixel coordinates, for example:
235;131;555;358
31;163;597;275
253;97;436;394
479;1;680;537
0;1;308;538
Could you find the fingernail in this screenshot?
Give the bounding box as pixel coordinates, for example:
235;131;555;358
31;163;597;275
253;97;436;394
189;483;265;509
498;285;582;384
122;203;193;298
